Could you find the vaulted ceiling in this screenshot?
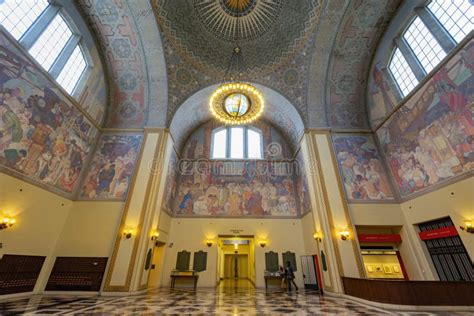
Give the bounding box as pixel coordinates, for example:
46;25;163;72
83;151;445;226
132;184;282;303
77;0;401;136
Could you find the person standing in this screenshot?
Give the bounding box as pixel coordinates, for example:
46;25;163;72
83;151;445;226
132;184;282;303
279;265;286;289
285;261;298;291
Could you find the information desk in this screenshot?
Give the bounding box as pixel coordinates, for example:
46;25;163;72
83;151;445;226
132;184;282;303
170;270;199;290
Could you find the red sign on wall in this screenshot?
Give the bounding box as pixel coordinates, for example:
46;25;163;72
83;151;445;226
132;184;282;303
358;234;402;243
418;226;458;241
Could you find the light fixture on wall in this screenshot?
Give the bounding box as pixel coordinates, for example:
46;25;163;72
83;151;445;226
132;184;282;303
259;240;267;248
123;228;134;239
313;232;322;242
460;220;473;233
339;229;350;241
151;231;159;241
206;239;213;247
0;216;16;230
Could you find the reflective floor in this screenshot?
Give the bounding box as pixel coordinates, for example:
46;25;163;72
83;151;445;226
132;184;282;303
0;287;471;315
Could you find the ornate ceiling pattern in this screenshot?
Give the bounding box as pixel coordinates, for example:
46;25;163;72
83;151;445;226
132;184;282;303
152;0;322;124
325;0;400;129
76;0;401;134
77;0;167;128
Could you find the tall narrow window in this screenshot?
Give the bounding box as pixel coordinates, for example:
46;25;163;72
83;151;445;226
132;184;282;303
211;128;227;159
247;129;262;159
230;127;244;159
428;0;473;43
56;45;87;94
403;17;446;73
389;48;419;97
29;14;73;71
210;126;263;159
0;0;49;40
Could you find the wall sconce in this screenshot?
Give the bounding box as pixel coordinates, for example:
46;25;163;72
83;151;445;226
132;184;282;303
339;229;350;241
151;231;159;240
460;220;473;233
313;232;322;242
259;240;267;248
0;216;16;230
123;228;134;239
206;239;213;247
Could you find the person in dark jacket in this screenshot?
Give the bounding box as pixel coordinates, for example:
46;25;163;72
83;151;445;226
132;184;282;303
285;261;298;291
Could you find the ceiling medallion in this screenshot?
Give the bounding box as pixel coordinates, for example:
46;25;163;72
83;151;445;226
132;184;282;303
209;10;264;125
209;82;264;125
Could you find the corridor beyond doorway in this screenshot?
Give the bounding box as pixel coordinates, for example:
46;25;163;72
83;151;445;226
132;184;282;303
217;236;256;288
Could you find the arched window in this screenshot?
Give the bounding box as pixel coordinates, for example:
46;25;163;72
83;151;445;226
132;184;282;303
0;0;89;95
387;0;473;97
211;126;263;159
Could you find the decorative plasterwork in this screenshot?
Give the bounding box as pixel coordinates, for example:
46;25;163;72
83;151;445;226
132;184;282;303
77;0;167;128
325;0;401;128
76;0;401;132
152;0;322;124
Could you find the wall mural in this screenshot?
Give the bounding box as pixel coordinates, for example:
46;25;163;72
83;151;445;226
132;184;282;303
162;148;178;214
332;134;395;201
376;40;474;198
295;149;312;214
367;62;400;128
80;134;142;200
174;160;297;217
0;33;97;195
77;63;107;125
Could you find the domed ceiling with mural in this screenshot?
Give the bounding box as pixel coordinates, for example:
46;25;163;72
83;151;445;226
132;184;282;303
78;0;401;132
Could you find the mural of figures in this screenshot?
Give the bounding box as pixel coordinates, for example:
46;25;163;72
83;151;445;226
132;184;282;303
377;40;474;198
294;149;312;214
0;33;97;195
367;62;400;127
162;149;178;214
173;161;298;217
332;134;395;201
80;134;142;199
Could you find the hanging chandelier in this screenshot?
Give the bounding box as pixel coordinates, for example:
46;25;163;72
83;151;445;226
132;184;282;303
209;13;264;125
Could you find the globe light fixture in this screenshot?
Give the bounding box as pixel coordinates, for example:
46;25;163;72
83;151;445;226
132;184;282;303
209;10;264;124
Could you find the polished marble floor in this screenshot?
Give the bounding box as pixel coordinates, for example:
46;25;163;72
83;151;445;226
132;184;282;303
0;287;471;315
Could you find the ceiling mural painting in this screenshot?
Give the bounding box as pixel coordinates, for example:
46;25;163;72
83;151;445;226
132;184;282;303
152;0;323;124
77;0;167;128
75;0;401;132
325;0;401;129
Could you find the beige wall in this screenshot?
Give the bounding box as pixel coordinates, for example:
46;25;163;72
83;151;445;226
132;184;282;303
0;173;124;294
400;177;474;280
0;173;72;293
54;201;123;257
160;217;308;288
346;177;474;281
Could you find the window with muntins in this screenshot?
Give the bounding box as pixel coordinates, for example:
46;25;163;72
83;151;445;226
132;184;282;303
0;1;89;96
403;17;446;74
389;48;419;97
386;0;472;98
428;0;474;44
0;0;49;40
211;126;263;159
